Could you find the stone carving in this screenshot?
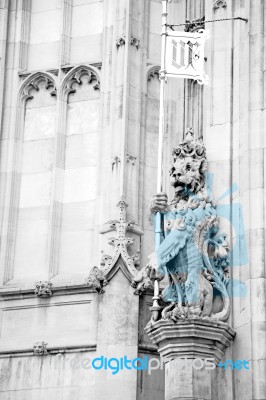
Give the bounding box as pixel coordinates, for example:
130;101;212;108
33;341;48;355
64;67;100;94
100;251;113;266
132;249;140;267
21;73;57;101
116;35;126;47
86;266;108;294
101;197;139;280
147;66;160;81
150;129;231;322
116;35;140;49
126;153;137;165
184;16;205;32
111;155;121;166
130;36;140;49
213;0;227;10
34;281;53;297
131;264;154;295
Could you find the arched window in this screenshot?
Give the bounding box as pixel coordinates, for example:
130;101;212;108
58;66;100;276
13;73;57;280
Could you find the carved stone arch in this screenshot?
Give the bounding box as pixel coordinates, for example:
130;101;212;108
146;65;160;82
18;71;57;104
14;72;57;142
145;65;160;97
61;65;101;98
3;72;58;283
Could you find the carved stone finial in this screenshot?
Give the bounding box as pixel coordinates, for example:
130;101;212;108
33;341;48;356
86;266;108;294
185;126;194;140
34;281;53;297
99;196;140;281
213;0;227;10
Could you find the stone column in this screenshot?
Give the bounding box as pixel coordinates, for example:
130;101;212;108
146;319;235;400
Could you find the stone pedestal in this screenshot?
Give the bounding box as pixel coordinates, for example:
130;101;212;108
145;319;236;400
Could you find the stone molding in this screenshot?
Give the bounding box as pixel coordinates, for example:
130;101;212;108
145;319;236;363
0;282;99;300
0;344;97;358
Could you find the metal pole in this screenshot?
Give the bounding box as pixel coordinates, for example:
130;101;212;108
151;0;169;322
157;0;168;194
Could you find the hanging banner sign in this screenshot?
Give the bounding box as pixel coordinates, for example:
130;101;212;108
165;29;209;85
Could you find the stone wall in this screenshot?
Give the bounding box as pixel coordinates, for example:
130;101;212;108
0;0;265;399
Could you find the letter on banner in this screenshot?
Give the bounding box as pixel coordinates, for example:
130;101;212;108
165;29;209;85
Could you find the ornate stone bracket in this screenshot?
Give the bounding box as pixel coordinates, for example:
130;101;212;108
145;319;236;363
213;0;227;10
34;281;53;297
33;341;48;356
85;266;108;294
100;197;140;282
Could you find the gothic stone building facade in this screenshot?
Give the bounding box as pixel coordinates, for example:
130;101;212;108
0;0;265;400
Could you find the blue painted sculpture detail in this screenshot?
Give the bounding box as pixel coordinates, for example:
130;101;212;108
150;129;230;321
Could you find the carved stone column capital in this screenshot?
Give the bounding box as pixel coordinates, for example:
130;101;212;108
145;319;235;363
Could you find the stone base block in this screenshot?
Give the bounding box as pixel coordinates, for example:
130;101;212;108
145;318;236;364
